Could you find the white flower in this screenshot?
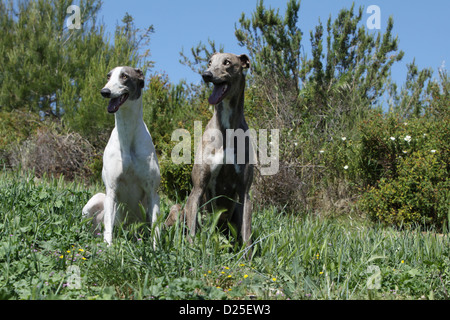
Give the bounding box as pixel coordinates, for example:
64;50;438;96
390;137;396;141
344;165;349;170
294;142;298;147
404;122;408;126
423;133;427;138
404;135;412;143
402;150;408;154
431;150;436;153
341;137;347;141
319;150;324;154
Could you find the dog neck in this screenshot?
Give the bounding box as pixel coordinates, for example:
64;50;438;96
114;96;144;147
214;83;245;132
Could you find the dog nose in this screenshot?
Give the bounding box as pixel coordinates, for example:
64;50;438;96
100;88;111;98
202;71;213;83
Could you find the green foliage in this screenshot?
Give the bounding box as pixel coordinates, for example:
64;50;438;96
0;171;94;299
389;59;433;117
358;111;449;228
234;2;406;213
235;0;302;90
0;0;103;114
235;0;302;129
1;172;449;300
301;3;404;134
360;151;449;228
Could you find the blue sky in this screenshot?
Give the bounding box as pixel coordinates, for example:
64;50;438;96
98;0;449;88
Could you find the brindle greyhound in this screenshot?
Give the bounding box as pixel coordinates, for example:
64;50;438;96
166;53;254;248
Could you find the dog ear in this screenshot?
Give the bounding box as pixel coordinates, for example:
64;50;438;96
134;68;145;88
238;54;250;69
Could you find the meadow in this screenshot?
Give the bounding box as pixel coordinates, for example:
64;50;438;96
0;0;448;304
1;170;449;300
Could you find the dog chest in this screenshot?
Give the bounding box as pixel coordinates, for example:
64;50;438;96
103;145;151;186
206;147;243;197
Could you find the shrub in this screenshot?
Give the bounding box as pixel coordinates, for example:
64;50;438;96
359;150;449;228
0;110;42;168
9;126;94;181
252;160;306;213
358;112;449;229
159;155;193;202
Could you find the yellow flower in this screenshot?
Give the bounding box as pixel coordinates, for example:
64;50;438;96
208;270;212;274
227;275;232;278
79;248;84;252
221;271;225;274
59;255;64;259
272;277;277;282
401;260;405;264
224;267;230;270
82;257;86;261
244;274;249;279
66;250;71;253
240;263;245;267
319;272;324;275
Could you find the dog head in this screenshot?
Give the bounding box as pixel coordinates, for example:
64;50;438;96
100;66;145;113
202;53;250;105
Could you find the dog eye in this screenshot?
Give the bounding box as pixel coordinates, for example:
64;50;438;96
208;60;212;67
224;60;231;66
107;74;111;80
121;74;128;80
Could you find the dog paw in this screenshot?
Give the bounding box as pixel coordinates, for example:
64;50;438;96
165;204;183;227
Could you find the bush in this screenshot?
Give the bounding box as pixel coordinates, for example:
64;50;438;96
0;110;42;168
360;150;449;228
358;112;449;229
159;155;193;202
9;126;95;181
252;160;305;213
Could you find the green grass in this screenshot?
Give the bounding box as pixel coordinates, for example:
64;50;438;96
1;170;449;300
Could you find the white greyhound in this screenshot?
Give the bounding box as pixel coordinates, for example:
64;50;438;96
82;66;160;245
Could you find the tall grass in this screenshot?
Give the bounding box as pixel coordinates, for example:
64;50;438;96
0;171;449;300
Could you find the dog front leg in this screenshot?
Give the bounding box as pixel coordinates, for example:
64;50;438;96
241;192;253;246
234;191;253;248
184;187;204;238
148;191;160;248
103;194;118;245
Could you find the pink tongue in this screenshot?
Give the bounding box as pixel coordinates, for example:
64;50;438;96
208;83;228;105
108;97;121;113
